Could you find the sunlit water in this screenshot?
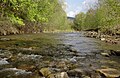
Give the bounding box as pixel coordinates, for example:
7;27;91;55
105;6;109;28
0;32;120;78
57;32;120;69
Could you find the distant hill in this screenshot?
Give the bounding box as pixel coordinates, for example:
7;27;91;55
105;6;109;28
67;17;75;21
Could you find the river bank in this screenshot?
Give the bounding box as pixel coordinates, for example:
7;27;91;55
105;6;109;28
0;33;120;78
84;31;120;57
84;31;120;44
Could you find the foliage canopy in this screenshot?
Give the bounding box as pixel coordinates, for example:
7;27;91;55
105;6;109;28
73;0;120;35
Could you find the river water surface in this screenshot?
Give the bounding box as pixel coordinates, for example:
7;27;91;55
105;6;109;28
0;32;120;78
55;32;120;70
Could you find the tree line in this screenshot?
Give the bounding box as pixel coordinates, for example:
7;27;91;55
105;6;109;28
73;0;120;35
0;0;69;35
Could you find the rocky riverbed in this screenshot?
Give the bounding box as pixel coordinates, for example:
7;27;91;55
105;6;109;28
84;31;120;44
0;32;120;78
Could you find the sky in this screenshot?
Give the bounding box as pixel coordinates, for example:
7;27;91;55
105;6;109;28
64;0;98;17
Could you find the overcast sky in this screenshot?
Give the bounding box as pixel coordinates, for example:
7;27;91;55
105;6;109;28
64;0;98;17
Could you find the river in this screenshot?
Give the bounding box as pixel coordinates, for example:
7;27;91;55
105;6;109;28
0;32;120;78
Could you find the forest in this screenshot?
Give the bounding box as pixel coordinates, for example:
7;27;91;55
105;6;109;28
0;0;69;35
73;0;120;36
1;0;120;36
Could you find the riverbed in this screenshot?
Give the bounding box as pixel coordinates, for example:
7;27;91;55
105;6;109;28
0;32;120;78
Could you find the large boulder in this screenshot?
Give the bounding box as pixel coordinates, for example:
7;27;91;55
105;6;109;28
101;53;110;57
68;68;84;77
39;68;51;77
96;68;120;78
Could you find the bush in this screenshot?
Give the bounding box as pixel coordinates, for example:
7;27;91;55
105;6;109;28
0;18;19;35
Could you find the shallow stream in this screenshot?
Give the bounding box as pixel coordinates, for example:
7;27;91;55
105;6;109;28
0;32;120;78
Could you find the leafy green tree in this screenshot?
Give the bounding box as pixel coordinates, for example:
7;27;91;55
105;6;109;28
0;0;56;25
73;12;85;30
83;9;98;30
96;0;120;34
44;0;69;31
0;0;69;34
73;0;120;35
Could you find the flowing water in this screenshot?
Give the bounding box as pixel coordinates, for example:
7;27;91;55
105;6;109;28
56;32;120;70
0;32;120;78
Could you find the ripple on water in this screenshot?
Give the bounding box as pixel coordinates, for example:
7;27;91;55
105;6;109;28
0;58;9;65
0;68;32;77
18;53;43;61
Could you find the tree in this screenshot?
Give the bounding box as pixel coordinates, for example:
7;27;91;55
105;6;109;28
73;12;85;30
0;0;69;34
44;0;69;31
96;0;120;34
73;0;120;35
83;9;98;30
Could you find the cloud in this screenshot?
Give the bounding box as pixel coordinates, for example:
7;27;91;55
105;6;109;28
67;9;80;17
67;11;75;17
65;2;82;17
81;0;98;12
64;2;68;6
65;0;98;17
